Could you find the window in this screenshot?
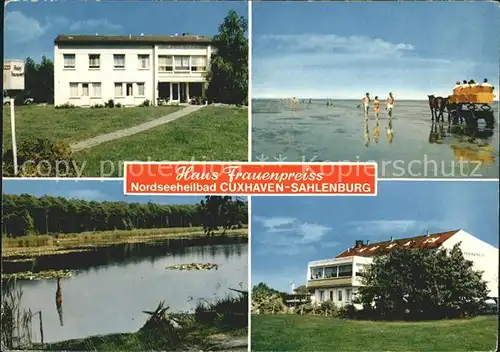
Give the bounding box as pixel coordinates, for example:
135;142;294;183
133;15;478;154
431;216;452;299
158;56;173;71
319;290;324;302
329;291;333;301
126;83;133;96
89;54;100;69
424;237;439;244
311;267;323;280
137;83;145;96
338;264;352;277
64;54;75;69
404;241;412;246
91;83;101;97
324;267;337;278
114;83;123;97
69;83;78;97
81;83;89;97
114;54;125;68
346;289;352;302
174;56;190;71
138;55;150;69
356;264;366;277
191;56;207;71
369;245;380;251
387;243;396;249
338;290;343;302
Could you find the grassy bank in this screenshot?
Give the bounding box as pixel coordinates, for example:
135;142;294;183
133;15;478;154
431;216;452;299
38;293;248;351
2;105;181;151
251;315;497;351
2;227;248;258
74;106;248;176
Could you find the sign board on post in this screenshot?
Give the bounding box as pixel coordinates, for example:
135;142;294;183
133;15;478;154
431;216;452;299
3;59;25;176
3;59;25;90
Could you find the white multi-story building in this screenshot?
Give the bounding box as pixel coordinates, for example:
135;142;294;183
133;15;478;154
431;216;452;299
54;34;213;106
306;229;498;308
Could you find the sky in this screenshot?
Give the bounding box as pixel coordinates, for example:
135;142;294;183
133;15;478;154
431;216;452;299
4;0;248;61
252;1;500;100
251;181;499;293
2;179;207;205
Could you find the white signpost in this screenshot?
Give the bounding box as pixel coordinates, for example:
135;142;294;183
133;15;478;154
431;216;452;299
3;59;25;176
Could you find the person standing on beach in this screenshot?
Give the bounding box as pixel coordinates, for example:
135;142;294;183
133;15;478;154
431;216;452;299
386;92;395;119
361;93;370;119
373;96;381;119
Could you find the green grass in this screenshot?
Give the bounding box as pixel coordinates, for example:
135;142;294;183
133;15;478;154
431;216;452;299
73;106;248;176
251;315;498;351
2;105;181;151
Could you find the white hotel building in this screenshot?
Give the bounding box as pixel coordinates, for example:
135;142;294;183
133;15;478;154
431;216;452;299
306;229;499;308
54;34;213;106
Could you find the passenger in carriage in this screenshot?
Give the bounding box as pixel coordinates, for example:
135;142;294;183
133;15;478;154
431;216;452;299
453;81;461;90
481;78;493;89
460;80;469;89
469;79;477;88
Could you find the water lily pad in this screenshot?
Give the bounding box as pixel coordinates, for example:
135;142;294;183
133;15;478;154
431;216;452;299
2;269;75;280
166;263;219;271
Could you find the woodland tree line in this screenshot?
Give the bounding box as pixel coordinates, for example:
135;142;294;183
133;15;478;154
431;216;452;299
2;195;248;237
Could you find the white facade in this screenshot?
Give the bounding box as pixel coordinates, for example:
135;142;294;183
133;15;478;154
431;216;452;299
306;229;498;308
54;35;213;106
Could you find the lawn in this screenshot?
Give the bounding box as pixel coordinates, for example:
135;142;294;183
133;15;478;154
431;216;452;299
2;105;181;151
251;315;498;351
74;106;248;176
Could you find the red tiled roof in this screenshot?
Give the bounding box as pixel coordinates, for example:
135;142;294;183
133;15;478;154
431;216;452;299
54;34;212;45
335;230;460;258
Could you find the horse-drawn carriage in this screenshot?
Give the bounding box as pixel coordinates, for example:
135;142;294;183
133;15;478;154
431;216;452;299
428;85;496;128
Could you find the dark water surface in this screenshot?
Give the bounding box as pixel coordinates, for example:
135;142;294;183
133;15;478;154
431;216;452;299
252;99;499;178
4;238;248;343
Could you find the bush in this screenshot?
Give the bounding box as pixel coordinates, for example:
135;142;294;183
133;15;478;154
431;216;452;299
105;99;115;108
91;104;104;108
2;138;78;177
140;99;151;107
115;102;122;108
55;102;76;109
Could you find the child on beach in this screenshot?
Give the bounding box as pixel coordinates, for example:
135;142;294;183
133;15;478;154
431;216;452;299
361;93;370;119
373;96;381;119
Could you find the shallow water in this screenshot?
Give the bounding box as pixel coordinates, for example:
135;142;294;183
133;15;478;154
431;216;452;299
252;99;499;178
5;239;248;343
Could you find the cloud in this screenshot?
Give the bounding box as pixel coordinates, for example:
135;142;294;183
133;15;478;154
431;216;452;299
5;11;49;42
69;19;123;32
260;34;415;57
66;189;106;201
347;219;453;239
252;33;491;99
253;216;296;232
253;215;335;255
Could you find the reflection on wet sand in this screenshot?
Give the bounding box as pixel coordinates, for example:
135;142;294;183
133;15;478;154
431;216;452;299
362;117;394;147
55;276;63;327
386;118;395;143
363;119;370;147
428;122;495;165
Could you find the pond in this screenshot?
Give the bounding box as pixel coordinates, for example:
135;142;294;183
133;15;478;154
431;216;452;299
2;237;248;343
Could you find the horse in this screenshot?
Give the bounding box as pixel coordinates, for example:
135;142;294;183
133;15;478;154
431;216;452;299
427;95;449;122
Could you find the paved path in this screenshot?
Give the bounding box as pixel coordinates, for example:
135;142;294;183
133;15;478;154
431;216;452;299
70;105;206;152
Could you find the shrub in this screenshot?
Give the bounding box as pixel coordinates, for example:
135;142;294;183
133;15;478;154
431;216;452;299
91;104;104;108
2;138;78;177
105;99;115;108
115;102;122;108
140;99;151;107
55;102;76;109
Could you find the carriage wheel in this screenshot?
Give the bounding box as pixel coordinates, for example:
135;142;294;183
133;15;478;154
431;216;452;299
481;104;492;111
484;113;495;129
467;103;476;111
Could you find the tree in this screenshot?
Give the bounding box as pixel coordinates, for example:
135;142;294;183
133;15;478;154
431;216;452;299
294;285;309;295
356;244;489;320
205;10;248;105
10;56;54;104
199;196;247;236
